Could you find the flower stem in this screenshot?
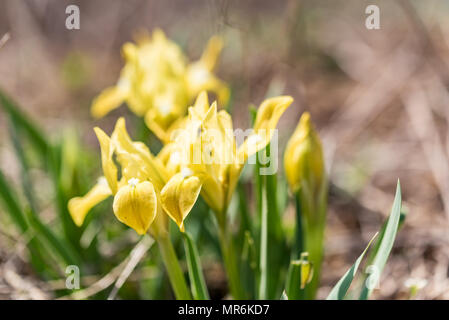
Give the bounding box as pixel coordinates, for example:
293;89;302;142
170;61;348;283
258;174;268;299
157;235;192;300
304;222;324;299
293;193;304;259
217;218;247;299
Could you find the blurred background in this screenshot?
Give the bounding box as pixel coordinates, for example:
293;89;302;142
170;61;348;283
1;0;449;299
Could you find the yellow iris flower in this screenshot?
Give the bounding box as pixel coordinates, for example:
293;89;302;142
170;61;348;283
90;29;229;144
68;117;202;235
163;91;293;216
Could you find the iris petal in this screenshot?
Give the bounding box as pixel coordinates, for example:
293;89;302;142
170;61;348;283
68;179;112;226
160;172;202;232
113;181;157;235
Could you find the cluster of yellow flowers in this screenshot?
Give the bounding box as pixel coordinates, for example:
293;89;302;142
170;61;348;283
68;30;298;240
90;29;229;143
68;91;293;236
66;29;330;300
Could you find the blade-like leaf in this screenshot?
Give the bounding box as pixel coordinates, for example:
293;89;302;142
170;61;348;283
365;209;407;267
0;169;60;276
0;169;28;231
285;260;303;300
182;232;209;300
359;180;402;300
241;230;257;298
25;208;81;266
0;90;49;156
8;118;39;214
326;232;378;300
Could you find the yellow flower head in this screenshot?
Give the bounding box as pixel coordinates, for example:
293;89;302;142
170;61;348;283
68;117;202;234
284;112;325;194
91;29;229;144
165;91;293;214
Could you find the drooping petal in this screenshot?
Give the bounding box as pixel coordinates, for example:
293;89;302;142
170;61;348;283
160;170;202;232
90;86;127;119
254;96;294;131
112;180;157;235
68;178;112;226
237;95;293;163
94;127;118;194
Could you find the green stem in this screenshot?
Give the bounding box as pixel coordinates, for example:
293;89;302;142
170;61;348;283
182;232;210;300
217;219;247;299
297;180;327;299
158;235;192;300
304;222;325;299
293;193;304;259
258;174;268;299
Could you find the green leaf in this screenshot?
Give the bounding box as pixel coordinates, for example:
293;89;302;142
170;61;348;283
326;232;378;300
285;253;313;300
182;232;209;300
293;193;304;258
241;230;257;298
0;169;28;232
365;209;407;268
25;208;81;267
285;260;303;300
0;90;49;157
0;169;60;276
237;181;253;237
50;143;83;250
8;118;39;214
256;142;288;299
359;180;402;300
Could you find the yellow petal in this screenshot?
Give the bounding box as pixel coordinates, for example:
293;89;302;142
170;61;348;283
197;172;224;214
187;66;229;106
200;35;224;71
94;127;118;194
121;42;138;62
165;116;189;142
156;143;182;177
68;178;112;226
253;95;294;132
91;86;127;119
221;164;240;209
191;91;210;117
111;117;169;190
238;95;293;163
112;180;157;235
217;110;236;168
152;28;167;43
144;109;170;143
160;171;202;232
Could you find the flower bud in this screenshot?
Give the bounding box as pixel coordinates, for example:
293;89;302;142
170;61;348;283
284;112;325;195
